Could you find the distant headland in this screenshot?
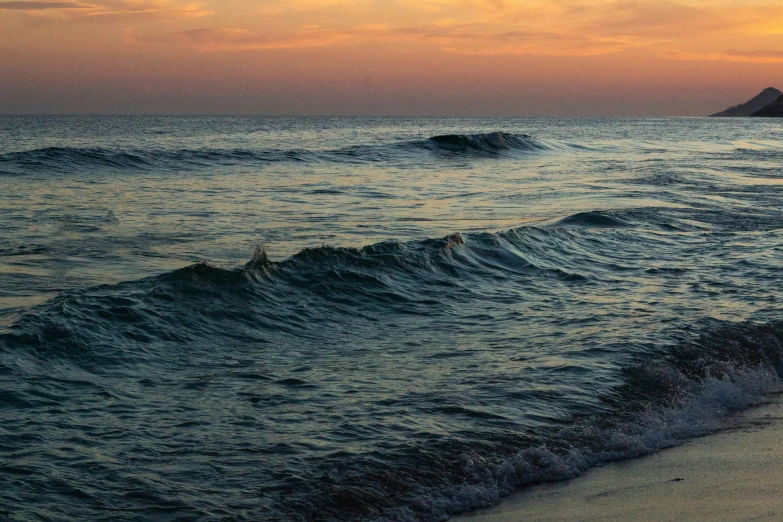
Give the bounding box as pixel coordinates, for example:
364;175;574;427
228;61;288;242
710;87;783;117
750;95;783;117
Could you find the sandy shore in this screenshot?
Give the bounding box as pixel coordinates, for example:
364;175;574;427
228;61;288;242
458;395;783;522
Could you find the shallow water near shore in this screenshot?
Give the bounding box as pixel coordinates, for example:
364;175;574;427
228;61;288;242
1;116;783;521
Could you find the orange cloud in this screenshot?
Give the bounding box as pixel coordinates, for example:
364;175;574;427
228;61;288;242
386;22;638;55
8;0;783;64
140;0;781;60
0;2;88;8
660;48;783;63
8;0;210;21
130;20;637;56
154;26;353;50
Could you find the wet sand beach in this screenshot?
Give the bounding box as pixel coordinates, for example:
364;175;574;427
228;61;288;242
460;394;783;522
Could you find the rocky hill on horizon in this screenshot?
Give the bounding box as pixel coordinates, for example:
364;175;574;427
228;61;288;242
751;95;783;117
710;87;782;117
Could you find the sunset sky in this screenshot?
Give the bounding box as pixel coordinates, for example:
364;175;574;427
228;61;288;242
2;0;783;115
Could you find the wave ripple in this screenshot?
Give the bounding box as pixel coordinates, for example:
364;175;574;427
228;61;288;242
0;132;552;174
424;132;549;155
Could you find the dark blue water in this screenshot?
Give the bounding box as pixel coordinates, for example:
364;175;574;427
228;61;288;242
1;116;783;521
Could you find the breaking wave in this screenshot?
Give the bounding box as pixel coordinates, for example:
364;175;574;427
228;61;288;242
0;132;554;174
391;321;782;521
2;219;782;521
0;146;313;174
419;132;550;155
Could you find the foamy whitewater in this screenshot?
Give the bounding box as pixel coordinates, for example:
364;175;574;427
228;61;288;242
1;116;782;521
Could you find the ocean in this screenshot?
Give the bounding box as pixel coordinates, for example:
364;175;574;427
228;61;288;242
1;115;782;521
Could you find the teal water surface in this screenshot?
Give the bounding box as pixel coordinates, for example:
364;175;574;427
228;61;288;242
1;116;783;521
